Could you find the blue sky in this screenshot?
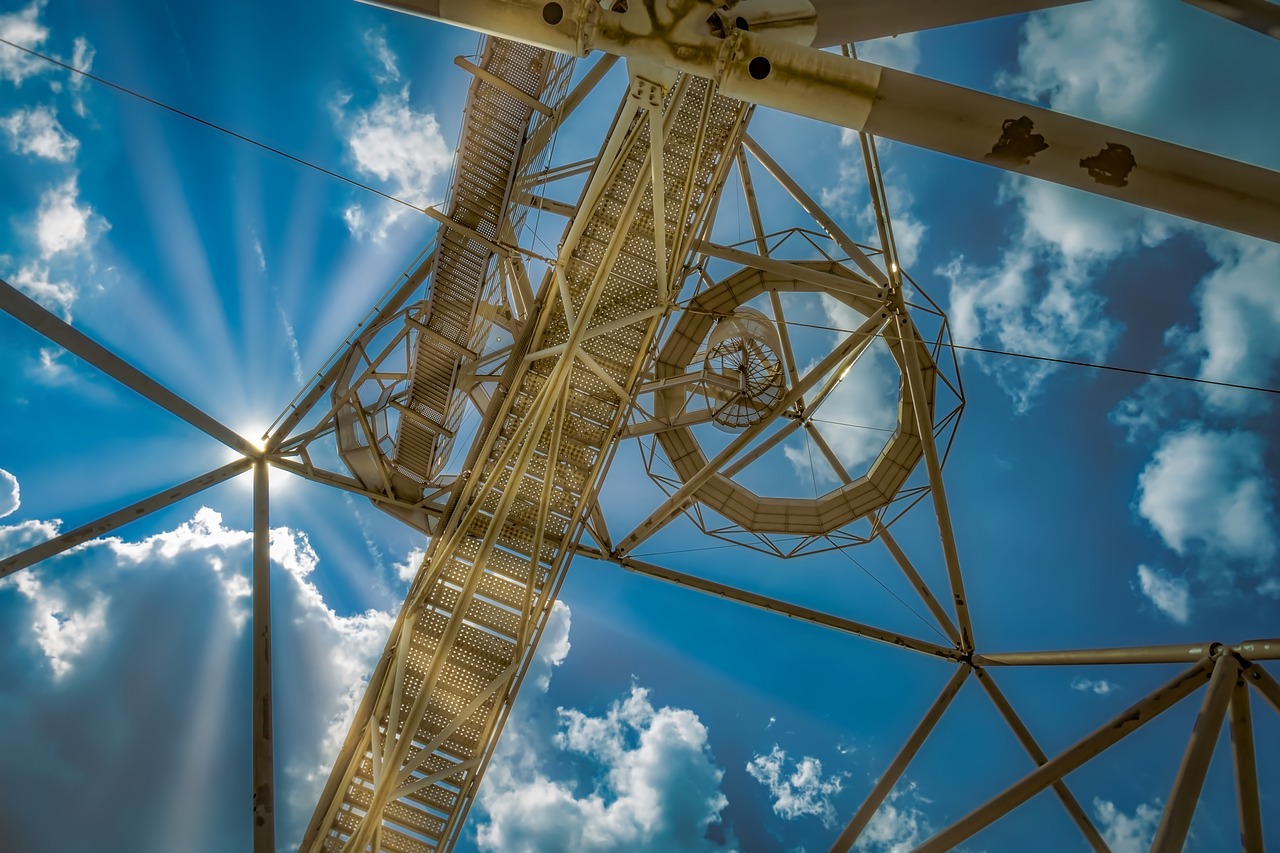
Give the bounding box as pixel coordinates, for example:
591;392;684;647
1;1;1278;851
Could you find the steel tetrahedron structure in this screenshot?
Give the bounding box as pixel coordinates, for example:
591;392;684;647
1;1;1278;852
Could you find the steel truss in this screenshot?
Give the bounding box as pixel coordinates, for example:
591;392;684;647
2;2;1278;852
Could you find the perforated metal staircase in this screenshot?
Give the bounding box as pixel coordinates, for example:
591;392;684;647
302;54;752;852
334;38;569;506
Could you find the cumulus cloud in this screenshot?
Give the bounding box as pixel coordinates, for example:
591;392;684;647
12;262;76;318
938;187;1139;412
391;546;425;584
1184;234;1280;415
334;34;452;241
1003;0;1167;120
746;744;847;828
853;782;932;853
0;496;395;852
6;569;108;677
478;682;732;852
942;0;1280;412
1135;565;1191;624
35;176;106;258
1136;427;1278;565
1093;798;1161;853
0;0;50;85
1;105;78;161
529;599;571;692
1070;677;1117;696
0;469;18;518
475;606;734;852
339;88;450;238
0;516;59;555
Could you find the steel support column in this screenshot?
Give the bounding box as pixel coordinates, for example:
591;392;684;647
896;313;974;651
1228;675;1264;852
252;461;275;852
915;658;1212;852
1151;654;1238;851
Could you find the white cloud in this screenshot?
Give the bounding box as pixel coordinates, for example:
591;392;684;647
390;546;425;583
1136;427;1278;564
938;193;1132;413
35;176;105;258
1135;565;1190;624
344;88;449;208
6;570;107;677
942;0;1280;413
0;498;395;851
478;682;733;852
0;469;18;518
0;517;60;560
1005;0;1166;120
33;345;70;383
0;0;50;85
1093;798;1161;853
68;35;94;114
1;105;78;161
529;599;572;692
1185;234;1280;415
12;263;75;318
335;34;452;243
1070;677;1117;696
1109;378;1176;444
365;30;400;83
475;606;734;852
252;235;266;272
853;782;932;853
747;744;846;828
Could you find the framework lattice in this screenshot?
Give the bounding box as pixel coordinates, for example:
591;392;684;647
2;2;1278;852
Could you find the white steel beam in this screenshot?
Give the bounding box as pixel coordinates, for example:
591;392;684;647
598;552;962;661
914;658;1212;852
694;240;883;301
974;669;1110;852
523;53;620;162
974;642;1223;666
810;0;1090;45
741;134;889;285
1;276;260;457
0;458;253;579
1246;662;1280;715
455;54;553;115
829;666;970;852
367;0;1280;242
1180;0;1280;38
